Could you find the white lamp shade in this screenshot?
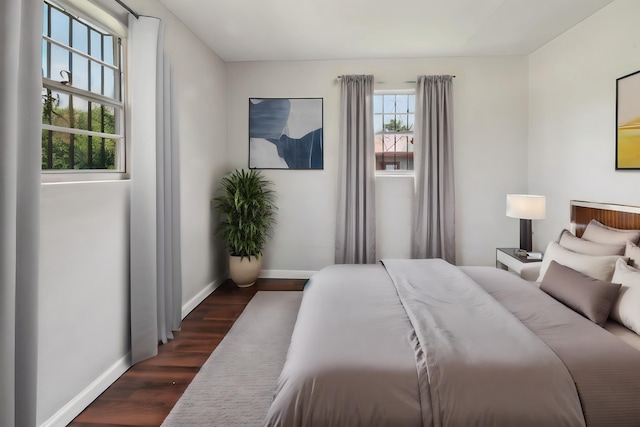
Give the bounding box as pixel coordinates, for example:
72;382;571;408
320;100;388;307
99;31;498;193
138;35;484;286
506;194;546;220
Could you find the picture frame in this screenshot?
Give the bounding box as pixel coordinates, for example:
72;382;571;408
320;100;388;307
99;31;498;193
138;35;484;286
616;70;640;170
248;98;323;170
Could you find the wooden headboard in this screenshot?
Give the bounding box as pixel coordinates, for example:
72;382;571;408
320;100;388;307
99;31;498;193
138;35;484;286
571;200;640;237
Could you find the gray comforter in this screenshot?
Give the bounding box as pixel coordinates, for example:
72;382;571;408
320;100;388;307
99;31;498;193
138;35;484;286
264;259;640;426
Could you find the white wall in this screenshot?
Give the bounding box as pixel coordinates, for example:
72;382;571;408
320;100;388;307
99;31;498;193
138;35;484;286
226;57;529;269
37;0;228;424
529;0;640;250
38;181;130;425
376;176;413;260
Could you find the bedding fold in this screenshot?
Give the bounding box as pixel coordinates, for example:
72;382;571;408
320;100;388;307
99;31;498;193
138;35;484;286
382;259;585;427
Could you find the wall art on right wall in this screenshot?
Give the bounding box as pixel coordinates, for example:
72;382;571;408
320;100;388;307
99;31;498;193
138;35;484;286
616;69;640;170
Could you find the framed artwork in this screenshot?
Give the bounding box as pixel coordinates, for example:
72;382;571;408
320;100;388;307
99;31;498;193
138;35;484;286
616;70;640;170
249;98;323;169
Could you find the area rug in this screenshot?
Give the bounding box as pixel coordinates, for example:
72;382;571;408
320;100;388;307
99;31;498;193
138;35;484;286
161;291;302;427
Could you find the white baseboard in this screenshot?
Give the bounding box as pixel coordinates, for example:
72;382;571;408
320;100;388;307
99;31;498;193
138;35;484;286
259;269;316;279
181;275;226;319
40;354;130;427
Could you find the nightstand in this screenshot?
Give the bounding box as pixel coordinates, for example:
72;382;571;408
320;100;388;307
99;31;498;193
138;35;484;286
496;248;543;278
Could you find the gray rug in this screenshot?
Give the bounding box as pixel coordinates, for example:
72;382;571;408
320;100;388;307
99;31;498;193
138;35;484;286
161;291;302;427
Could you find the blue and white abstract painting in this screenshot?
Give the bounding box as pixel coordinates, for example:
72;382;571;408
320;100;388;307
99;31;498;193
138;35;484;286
249;98;323;169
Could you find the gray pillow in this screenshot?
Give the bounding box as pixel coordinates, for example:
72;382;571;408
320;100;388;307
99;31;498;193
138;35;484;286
582;219;640;246
540;261;621;327
557;229;625;256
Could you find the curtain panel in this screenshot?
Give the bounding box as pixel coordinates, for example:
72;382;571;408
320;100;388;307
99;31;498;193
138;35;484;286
411;75;456;263
0;0;43;425
335;75;377;264
129;15;182;364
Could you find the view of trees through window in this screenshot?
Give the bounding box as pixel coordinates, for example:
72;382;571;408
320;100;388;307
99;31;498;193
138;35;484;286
374;93;415;171
42;89;117;169
41;1;123;171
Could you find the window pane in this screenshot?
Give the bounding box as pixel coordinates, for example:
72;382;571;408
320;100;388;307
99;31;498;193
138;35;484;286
383;95;396;113
41;91;68;127
374;115;383;133
396;114;410;131
102;138;117;170
383;114;411;132
72;53;89;91
41;129;71;169
41;40;48;78
90;61;102;94
383;114;395;131
69;97;88;131
43;3;49;36
103;35;114;65
87;137;118;169
90;29;102;60
50;44;69;82
103;68;115;99
407;114;414;131
395;95;408;114
72;20;88;54
42;88;55;124
374;95;382;113
90;105;117;134
50;7;69;45
408;94;415;113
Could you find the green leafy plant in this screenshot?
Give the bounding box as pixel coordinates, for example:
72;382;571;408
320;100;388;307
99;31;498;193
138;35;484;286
212;169;276;260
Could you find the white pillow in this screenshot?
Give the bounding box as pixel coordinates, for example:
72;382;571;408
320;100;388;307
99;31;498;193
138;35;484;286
625;240;640;269
582;219;640;246
536;241;626;282
557;229;625;256
610;258;640;335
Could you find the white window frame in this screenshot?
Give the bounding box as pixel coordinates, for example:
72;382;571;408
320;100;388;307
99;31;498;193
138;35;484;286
374;88;416;176
41;0;129;182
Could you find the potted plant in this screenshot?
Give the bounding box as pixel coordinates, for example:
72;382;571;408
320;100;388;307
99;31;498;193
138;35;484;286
212;169;276;287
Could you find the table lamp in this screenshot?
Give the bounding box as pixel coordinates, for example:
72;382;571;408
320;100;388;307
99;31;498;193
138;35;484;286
506;194;546;252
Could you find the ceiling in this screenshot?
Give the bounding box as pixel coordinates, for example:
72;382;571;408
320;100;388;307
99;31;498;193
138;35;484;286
157;0;614;62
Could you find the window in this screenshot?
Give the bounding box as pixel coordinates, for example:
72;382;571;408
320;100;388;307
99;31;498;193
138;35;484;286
374;91;415;172
41;0;124;172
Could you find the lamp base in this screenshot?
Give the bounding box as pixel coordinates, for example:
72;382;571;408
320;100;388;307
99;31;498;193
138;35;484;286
519;219;532;252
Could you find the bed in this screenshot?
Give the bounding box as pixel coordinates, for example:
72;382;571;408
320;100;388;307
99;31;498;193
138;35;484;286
264;201;640;427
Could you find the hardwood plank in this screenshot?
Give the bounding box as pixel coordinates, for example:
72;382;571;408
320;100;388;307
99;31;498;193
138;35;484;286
68;278;306;426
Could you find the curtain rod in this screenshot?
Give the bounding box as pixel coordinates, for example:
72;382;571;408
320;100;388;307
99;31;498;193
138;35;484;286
114;0;139;19
336;75;456;83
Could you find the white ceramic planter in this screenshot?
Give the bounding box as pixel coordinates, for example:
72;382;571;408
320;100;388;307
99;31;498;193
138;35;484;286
229;255;262;287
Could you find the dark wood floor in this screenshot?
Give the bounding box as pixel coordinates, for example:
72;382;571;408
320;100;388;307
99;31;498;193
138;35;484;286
69;278;306;427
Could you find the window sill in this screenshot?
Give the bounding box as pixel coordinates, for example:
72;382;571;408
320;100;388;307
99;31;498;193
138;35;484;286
375;170;415;177
41;171;130;184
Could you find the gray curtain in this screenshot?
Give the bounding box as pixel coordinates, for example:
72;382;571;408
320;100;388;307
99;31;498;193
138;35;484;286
0;0;42;425
129;15;182;364
335;75;376;264
411;75;455;263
